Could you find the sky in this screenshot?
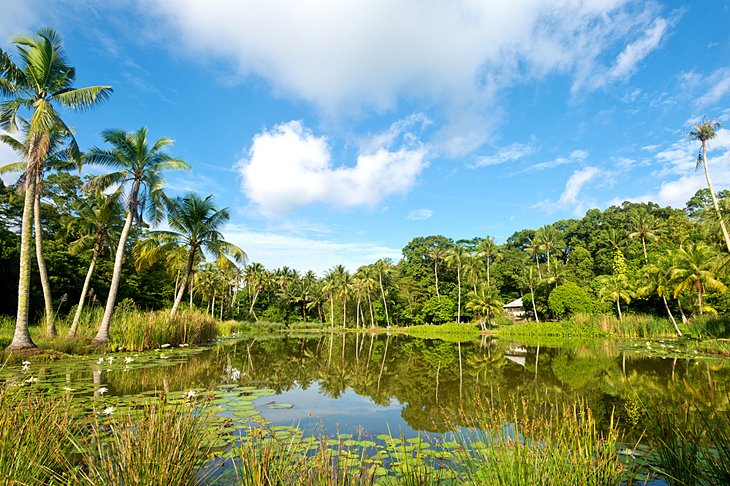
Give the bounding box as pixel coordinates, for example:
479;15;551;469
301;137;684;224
2;0;730;275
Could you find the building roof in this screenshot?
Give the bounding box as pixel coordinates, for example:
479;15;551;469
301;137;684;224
503;297;523;309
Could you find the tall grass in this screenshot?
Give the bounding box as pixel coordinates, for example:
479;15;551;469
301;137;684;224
107;309;217;351
452;399;630;485
500;313;679;339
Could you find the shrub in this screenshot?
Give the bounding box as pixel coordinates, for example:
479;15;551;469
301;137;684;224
548;282;594;319
421;296;455;324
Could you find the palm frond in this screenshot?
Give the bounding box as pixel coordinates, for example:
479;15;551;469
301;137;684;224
54;85;113;110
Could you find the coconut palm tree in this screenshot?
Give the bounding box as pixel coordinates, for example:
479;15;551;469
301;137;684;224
446;244;467;322
84;127;188;346
1;126;79;336
638;256;682;336
628;212;659;264
689;120;730;252
427;246;448;298
597;274;633;323
140;193;246;318
66;191;123;337
466;285;503;331
0;28;112;349
374;259;393;326
535;225;562;273
463;252;483;294
525;236;543;279
671;243;725;316
244;262;266;320
476;236;498;289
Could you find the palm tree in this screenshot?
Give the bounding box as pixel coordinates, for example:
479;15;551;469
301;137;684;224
466;285;503;331
374;259;392;326
628;212;659;264
671;243;725;316
244;262;266;320
446;244;467;322
427;246;448;298
141;193;246;318
463;252;483;294
524;266;540;322
476;236;497;289
638;256;682;336
689;120;730;252
84;127;188;345
0;28;112;349
535;225;561;273
66;191;123;337
597;274;633;323
1;126;79;336
525;237;543;279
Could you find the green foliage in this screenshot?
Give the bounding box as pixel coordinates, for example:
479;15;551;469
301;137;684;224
548;282;594;319
420;296;455;324
399;322;480;342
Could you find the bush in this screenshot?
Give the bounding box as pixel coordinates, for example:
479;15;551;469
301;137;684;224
548;282;594;319
421;296;455;324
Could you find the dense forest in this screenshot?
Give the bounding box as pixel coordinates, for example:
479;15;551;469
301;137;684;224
2;29;729;347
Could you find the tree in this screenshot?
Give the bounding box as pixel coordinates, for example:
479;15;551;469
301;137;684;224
548;282;593;319
535;225;562;273
427;246;447;298
243;262;266;320
140;193;246;318
66;191;123;337
476;236;497;289
689;120;730;252
466;285;503;331
637;257;682;336
374;259;392;326
628;212;659;264
85;127;188;345
0;28;112;349
1;126;78;337
597;274;633;323
671;243;725;316
446;244;466;322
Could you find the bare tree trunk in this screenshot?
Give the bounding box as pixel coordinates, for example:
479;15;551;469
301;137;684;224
8;175;37;350
379;271;390;326
663;295;682;337
69;242;100;338
93;184;138;347
34;178;55;336
170;250;195;318
702;140;730;253
530;285;539;322
434;260;440;298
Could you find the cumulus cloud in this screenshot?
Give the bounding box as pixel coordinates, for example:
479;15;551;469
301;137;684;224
143;0;671;145
237;120;429;215
223;224;401;275
406;209;433;221
520;149;589;174
534;166;600;215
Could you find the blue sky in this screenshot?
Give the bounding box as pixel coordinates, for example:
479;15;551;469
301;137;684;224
2;0;730;274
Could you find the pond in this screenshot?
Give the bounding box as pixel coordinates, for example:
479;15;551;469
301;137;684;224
4;332;728;448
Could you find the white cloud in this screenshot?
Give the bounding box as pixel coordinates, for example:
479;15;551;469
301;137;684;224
0;1;38;45
406;209;433;221
697;68;730;107
143;0;671;151
223;224;401;275
521;149;589;173
533;166;600;215
471;140;535;168
237;120;429;215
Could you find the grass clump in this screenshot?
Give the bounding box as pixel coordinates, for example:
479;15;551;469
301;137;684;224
500;313;679;339
397;322;481;342
108;309;217;351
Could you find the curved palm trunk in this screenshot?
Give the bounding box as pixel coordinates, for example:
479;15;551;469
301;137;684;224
34;177;55;336
170;248;196;318
701;140;730;252
616;298;623;323
92;208;134;346
662;295;682;337
8;176;38;350
367;292;375;328
378;271;390;327
69;238;101;338
697;281;704;316
342;292;347;328
535;260;542;280
530;285;539;322
486;256;491;289
641;237;648;265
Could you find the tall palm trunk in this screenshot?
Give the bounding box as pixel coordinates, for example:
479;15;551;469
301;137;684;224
616;298;623;323
662;296;682;337
530;285;539;322
69;234;102;338
92;205;135;346
701;139;730;253
486;256;491;289
456;266;462;322
34;174;55;336
8;175;37;350
434;260;440;298
170;249;196;318
378;271;390;327
641;237;648;265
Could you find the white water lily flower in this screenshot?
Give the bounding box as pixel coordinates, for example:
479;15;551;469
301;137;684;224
107;357;114;364
25;376;38;384
102;406;116;415
22;360;30;365
21;364;30;372
124;357;134;364
179;343;189;347
161;343;171;348
98;387;108;395
62;386;75;392
184;390;197;399
97;357;105;365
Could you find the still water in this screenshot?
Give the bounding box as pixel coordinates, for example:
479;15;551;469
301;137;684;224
4;333;728;442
